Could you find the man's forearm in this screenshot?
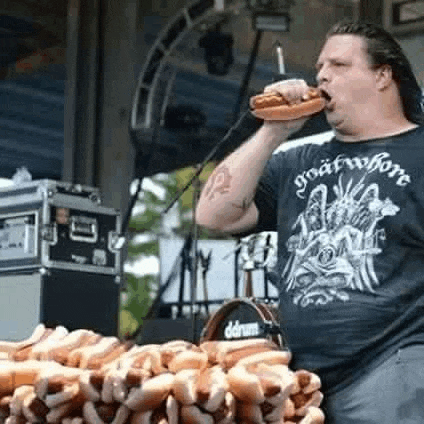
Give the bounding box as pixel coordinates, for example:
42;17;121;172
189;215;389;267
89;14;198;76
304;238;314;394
195;79;314;234
195;124;290;233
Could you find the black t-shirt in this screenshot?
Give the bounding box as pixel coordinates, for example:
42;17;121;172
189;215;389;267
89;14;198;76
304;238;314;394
254;125;424;394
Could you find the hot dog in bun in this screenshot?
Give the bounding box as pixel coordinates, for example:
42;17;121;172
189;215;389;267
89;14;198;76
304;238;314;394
250;87;325;121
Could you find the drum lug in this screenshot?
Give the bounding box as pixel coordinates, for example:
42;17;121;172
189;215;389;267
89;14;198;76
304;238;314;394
260;320;282;336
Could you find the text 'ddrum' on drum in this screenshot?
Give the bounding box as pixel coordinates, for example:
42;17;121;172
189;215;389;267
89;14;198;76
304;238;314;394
200;298;287;349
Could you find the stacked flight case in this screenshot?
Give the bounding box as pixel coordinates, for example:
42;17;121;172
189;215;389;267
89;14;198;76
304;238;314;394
0;180;122;340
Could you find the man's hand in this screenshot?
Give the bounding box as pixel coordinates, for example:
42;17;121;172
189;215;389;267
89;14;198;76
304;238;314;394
260;78;314;138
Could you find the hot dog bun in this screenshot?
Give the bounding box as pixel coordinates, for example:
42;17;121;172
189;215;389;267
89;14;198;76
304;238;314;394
299;406;325;424
172;368;199;405
167;350;208;374
196;365;228;412
250;88;325;121
180;405;214;424
0;324;46;356
125;372;174;412
226;366;264;404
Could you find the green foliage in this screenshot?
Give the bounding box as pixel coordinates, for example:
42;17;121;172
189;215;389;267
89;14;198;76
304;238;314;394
119;169;231;337
119;309;139;337
126;240;159;258
127;209;162;234
120;273;156;337
120;174;175;337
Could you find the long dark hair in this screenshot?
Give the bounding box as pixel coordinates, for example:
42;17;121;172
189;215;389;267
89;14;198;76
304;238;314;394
326;19;424;125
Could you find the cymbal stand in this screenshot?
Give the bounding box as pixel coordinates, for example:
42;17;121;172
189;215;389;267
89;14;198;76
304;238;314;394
263;233;272;299
240;234;260;298
190;170;201;341
198;249;212;316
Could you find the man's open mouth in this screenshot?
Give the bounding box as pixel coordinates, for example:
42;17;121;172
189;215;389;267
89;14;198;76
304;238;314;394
320;89;332;102
320;89;334;110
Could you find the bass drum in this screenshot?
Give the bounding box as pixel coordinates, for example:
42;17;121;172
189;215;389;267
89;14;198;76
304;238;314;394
199;298;287;349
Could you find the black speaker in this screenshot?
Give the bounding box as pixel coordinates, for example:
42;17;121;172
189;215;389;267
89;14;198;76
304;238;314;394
0;269;120;341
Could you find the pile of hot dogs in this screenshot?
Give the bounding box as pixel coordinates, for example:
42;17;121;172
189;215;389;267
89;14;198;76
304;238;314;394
0;324;325;424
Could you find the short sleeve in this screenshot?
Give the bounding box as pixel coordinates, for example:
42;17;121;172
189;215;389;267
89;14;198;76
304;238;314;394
253;153;282;233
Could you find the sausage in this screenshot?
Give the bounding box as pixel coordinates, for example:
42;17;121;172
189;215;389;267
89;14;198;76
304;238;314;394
226;366;264;404
125;373;174;412
47;329;98;363
171;369;199;405
77;337;121;369
167;351;208;374
65;334;103;368
28;326;69;360
236;350;292;369
212;339;280;371
0;363;15;397
87;343;129;370
159;340;198;368
3;359;44;390
131;349;164;376
293;369;322;394
292;391;324;417
248;363;294;401
196;365;228;412
250;88;325;121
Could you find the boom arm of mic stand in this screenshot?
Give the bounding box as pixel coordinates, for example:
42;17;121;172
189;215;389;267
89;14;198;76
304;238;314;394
162;109;250;215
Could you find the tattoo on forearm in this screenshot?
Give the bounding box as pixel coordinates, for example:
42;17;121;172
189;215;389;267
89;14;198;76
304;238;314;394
232;195;253;211
204;165;232;200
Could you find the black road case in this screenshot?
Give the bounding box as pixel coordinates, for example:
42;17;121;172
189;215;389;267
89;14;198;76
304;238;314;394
0;180;122;340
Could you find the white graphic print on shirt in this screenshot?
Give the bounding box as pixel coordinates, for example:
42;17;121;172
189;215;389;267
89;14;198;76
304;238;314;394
282;154;406;307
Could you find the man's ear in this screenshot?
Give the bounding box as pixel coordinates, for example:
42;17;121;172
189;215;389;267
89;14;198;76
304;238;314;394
375;64;393;90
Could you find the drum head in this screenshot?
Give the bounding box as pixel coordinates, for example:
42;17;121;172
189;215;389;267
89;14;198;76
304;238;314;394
200;298;286;348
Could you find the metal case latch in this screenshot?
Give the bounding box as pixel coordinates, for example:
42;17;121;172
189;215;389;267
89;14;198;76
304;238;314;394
69;216;98;243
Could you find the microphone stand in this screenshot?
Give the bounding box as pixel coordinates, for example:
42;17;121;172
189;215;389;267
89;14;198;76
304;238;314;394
190;170;201;342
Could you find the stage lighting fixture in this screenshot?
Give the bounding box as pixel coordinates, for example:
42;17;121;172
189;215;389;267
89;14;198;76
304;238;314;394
246;0;293;32
199;31;234;76
164;104;207;130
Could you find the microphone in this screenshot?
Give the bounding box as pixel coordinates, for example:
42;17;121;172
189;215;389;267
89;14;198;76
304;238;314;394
272;41;297;82
276;42;285;75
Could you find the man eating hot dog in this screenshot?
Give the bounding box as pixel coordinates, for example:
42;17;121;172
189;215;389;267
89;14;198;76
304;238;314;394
195;19;424;424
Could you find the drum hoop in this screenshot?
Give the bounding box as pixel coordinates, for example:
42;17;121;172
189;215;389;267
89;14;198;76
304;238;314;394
200;297;283;346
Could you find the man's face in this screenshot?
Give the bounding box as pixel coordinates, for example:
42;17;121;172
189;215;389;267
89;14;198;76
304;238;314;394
315;34;381;134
